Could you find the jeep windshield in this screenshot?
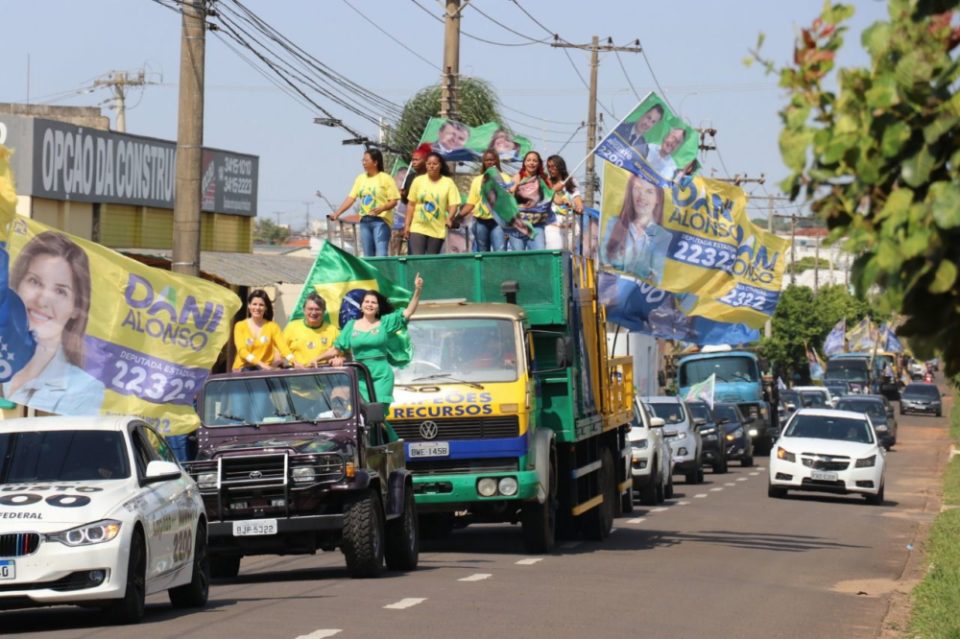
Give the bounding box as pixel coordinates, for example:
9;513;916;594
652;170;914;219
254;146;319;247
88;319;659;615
201;372;355;426
0;430;131;481
680;356;759;386
825;359;869;382
396;318;519;384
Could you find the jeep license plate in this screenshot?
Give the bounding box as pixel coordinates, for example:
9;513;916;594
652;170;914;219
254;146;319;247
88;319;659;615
811;470;838;482
232;519;278;537
408;442;450;458
0;560;14;580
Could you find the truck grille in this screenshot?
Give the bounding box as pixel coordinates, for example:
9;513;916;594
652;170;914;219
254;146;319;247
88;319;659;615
393;416;519;441
406;458;519;475
0;533;40;557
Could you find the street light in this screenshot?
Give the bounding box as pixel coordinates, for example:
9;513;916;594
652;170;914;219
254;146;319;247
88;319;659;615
313;117;342;127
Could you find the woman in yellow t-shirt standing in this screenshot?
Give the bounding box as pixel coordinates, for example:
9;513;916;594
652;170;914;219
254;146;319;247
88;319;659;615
458;150;513;252
331;149;399;257
403;151;461;255
232;290;294;371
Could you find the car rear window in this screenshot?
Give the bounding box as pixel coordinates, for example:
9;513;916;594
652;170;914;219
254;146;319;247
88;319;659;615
784;414;874;444
836;400;886;420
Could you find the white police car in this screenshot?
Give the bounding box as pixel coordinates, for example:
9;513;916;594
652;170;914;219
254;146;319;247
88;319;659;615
0;416;208;623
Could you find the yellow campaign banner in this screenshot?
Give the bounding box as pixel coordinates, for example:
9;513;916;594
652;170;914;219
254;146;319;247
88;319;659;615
0;146;240;434
599;163;788;327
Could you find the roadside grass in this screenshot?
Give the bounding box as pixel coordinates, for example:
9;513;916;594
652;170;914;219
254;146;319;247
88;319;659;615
909;378;960;638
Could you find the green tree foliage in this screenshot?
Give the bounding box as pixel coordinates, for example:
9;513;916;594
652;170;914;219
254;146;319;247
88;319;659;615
787;255;832;274
760;284;871;378
253;218;290;246
753;1;960;374
388;77;505;157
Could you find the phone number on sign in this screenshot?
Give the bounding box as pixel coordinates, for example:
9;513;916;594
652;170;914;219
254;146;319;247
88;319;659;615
110;361;198;404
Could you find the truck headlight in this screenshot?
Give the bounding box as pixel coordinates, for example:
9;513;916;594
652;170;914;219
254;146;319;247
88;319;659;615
498;477;518;496
477;478;498;497
197;472;218;489
292;466;316;483
46;520;122;547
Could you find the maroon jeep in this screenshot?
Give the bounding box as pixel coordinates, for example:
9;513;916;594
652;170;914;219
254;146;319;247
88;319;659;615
184;363;417;579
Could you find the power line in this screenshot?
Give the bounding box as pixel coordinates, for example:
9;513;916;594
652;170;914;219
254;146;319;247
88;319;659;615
499;102;581;126
407;0;543;47
509;0;563;41
614;49;642;102
637;41;676;112
559;48;614;118
468;4;552;45
341;0;440;71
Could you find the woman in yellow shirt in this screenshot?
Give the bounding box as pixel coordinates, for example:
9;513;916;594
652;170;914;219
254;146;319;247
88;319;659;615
331;149;399;257
232;290;294;371
458;150;512;252
403;152;461;255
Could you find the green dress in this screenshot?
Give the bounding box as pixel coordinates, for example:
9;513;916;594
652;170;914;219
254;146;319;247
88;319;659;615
334;310;407;405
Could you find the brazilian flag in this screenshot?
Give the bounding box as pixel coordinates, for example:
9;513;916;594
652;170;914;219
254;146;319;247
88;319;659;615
289;242;413;368
479;166;547;238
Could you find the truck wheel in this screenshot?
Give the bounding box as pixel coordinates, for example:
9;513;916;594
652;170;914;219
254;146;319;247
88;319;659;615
522;449;557;553
210;555;241;579
169;522;210;608
583;448;615;541
341;489;385;578
385;489;419;571
105;530;146;624
741;455;754;468
418;513;455;540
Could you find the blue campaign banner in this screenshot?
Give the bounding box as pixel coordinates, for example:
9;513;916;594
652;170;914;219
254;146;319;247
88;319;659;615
598;271;760;346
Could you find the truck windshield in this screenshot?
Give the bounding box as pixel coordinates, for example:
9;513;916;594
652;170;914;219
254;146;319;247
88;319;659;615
680;356;758;386
396;318;519;384
825;360;869;382
201;372;354;426
0;430;130;481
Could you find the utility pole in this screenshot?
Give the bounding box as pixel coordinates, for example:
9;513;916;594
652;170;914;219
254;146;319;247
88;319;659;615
790;213;797;285
172;0;206;277
440;0;465;120
551;36;643;208
814;234;820;293
95;70;154;133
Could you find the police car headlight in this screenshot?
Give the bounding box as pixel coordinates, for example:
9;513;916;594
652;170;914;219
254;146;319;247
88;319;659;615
292;466;317;483
46;520;122;547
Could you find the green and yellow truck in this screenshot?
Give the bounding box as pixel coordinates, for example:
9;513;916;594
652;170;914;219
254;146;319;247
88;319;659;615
368;250;634;552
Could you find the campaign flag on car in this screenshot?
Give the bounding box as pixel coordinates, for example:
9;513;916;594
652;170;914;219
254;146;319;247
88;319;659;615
684;373;716;408
479;167;538;238
882;324;904;353
823;319;846;355
290;241;413;368
0;146;37;385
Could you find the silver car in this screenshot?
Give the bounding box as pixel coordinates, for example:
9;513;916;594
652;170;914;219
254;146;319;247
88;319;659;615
644;396;704;485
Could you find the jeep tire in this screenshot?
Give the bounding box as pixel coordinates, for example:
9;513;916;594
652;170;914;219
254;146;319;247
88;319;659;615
342;489;385;578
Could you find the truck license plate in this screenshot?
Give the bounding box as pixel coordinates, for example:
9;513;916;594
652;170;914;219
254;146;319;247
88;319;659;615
408;442;450;458
0;560;14;580
232;519;278;537
811;470;838;481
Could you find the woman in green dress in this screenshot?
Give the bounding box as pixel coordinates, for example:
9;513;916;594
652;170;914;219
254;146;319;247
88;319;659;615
318;274;424;426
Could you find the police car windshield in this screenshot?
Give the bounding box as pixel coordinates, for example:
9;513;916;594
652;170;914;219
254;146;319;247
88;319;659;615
202;372;354;426
0;430;131;481
396;318;519;385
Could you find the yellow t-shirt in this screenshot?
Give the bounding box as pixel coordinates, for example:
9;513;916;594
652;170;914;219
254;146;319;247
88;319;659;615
349;172;400;226
283;319;340;367
467;171;512;220
232;320;293;370
407;174;461;239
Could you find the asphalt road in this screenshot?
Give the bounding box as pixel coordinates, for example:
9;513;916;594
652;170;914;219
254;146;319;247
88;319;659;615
8;401;952;639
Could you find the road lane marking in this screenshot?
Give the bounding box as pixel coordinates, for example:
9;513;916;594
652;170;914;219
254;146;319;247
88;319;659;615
710;487;723;492
694;494;708;498
736;477;748;482
650;507;668;512
459;573;493;582
750;472;760;476
384;598;427;610
516;558;543;566
627;517;646;524
295;631;342;639
757;466;765;470
677;500;690;506
725;482;736;486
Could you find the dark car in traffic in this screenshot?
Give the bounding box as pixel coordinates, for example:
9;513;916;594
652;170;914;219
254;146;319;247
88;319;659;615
713;402;754;467
900;383;943;417
836;395;898;449
686;400;728;474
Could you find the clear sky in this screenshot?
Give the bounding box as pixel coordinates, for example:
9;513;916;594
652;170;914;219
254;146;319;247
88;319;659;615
1;0;888;229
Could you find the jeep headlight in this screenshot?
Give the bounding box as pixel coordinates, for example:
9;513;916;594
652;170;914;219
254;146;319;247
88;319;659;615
292;466;317;483
197;472;218;489
46;520;122;547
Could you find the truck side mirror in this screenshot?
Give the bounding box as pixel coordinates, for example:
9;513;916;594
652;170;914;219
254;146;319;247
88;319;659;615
362;402;388;423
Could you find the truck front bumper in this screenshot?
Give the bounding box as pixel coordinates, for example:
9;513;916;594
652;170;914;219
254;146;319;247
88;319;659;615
412;469;540;508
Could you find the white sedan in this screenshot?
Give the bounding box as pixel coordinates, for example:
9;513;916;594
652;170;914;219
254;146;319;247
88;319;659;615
0;416;208;623
768;408;886;504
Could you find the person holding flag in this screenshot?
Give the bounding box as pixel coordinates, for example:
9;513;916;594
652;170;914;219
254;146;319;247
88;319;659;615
317;273;425;439
506;151;553;251
458;150;512;252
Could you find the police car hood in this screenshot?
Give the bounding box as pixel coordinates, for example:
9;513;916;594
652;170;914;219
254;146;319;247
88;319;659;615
206;430;356;458
0;479;139;528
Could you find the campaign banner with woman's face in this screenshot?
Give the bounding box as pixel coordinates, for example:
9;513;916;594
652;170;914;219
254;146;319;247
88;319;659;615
417;118;533;163
599;163;788;328
1;152;240;434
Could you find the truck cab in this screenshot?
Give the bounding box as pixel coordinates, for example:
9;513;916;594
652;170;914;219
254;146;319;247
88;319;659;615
184;364;418;579
676;347;773;453
824;353;873;396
